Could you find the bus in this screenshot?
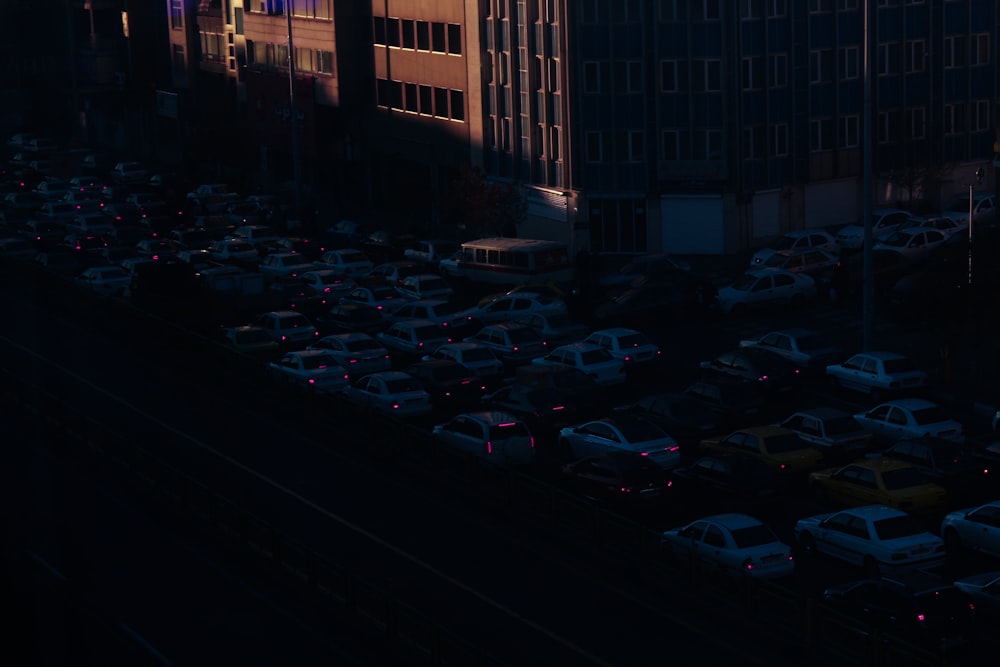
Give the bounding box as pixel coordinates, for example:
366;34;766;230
442;237;575;286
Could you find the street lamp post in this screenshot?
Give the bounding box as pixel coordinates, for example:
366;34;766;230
968;167;984;287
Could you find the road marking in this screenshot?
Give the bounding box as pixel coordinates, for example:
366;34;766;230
119;623;174;666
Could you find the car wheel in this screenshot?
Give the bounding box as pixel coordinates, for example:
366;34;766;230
797;532;817;557
862;555;880;578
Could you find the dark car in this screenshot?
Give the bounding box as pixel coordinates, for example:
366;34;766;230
699;347;802;395
612;392;723;445
560;451;674;507
480;383;581;443
589;275;711;326
670;454;781;511
315;303;387;335
873;437;989;503
828;247;915;302
682;377;770;430
405;358;487;411
822;571;977;652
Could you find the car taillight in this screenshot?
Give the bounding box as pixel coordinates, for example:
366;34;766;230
741;558;755;571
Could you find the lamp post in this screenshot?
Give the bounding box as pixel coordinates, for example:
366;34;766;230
968;167;984;287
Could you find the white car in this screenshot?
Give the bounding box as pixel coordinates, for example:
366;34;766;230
778;407;872;453
339;284;410;314
395;273;454;300
425;342;505;380
513;312;590;346
432;411;535;466
872;227;949;262
458;292;568;326
557;416;681;469
584;327;661;366
255;310;320;345
392;299;474;330
939;193;995;227
298;269;356;298
266;350;349;394
376;319;452;358
750;229;839;266
532;342;626;386
338;370;433;417
794;504;947;576
258;252;319;279
320;248;374;278
738;328;843;369
661;514;794;580
835;209;917;249
74;265;131;296
307;332;392;377
941;500;1000;558
714;268;817;315
208;238;258;263
853;398;964;443
825;351;929;397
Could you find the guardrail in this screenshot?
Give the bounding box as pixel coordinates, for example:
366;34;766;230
0;257;959;666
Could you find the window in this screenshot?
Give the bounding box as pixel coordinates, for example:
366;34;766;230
586;131;605;162
703;0;721;20
809;49;833;83
661;60;679;92
810;0;833;11
944;35;966;69
839;0;858;9
878;42;901;76
626;61;643;93
841;46;859;79
767;0;786;18
741;0;763;18
696;59;721;91
972;34;990;66
170;0;183;29
416;21;430;50
450;90;465;121
612;0;642;22
385;17;400;47
419;85;432;114
432;23;446;52
743;126;764;159
905;40;925;73
841;115;859;147
447;24;462;55
615;130;644;162
694;129;721;160
400;19;415;49
769;124;788;156
908;107;925;139
743;56;763;89
810;118;834;150
975;100;990;131
662;130;680;160
316;50;334;75
944;103;965;135
769;54;787;87
584;61;607;93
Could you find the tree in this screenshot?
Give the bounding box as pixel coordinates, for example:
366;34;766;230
889;164;951;214
443;164;526;237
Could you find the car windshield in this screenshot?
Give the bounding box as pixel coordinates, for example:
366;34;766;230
823;416;864;436
879;232;910;248
762;433;809;453
909;405;950;425
730;274;756;291
385;378;422;393
580;349;613;364
872;514;926;540
881;467;932;490
300;354;337;370
882;357;917;374
345;338;381;352
729;524;780;549
763;253;791;268
614;419;667;442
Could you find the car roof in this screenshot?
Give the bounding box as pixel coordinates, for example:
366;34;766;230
841;458;915;473
365;370;414;381
835;504;908;520
735;425;797;437
788;406;851;419
850;350;909;361
287;349;333;359
453;410;523;425
553;341;603;352
698;513;767;530
874;397;939;409
589;327;642;337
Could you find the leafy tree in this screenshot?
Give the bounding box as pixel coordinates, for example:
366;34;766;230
444;164;526;236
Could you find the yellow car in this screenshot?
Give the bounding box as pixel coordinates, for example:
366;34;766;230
699;426;825;474
808;458;947;514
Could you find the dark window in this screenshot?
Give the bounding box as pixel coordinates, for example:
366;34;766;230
448;24;462;54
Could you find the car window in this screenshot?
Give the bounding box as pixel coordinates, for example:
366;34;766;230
773;273;794;287
887;407;908;426
703;526;726;548
872;514;926;541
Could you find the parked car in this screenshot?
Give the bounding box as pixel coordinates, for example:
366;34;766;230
319;248;374;279
110;161;149;185
392;298;476;332
560;451;674;506
822;572;977;652
825;351;929;398
778;407;872;456
338;370;433;417
220;325;281;357
760;247;839;283
403;238;461;269
314;303;387;335
737;328;844;371
670;454;781;509
480;384;581;440
426;341;505;382
405;358;487;410
254;310;320;345
873;227;949;262
682;377;768;429
395;273;454;301
258;251;319;280
557;416;681;469
660;514;795;580
939;192;995;229
532;341;626;386
853;398;964;443
611;392;721;443
458;292;568;327
369;260;424;287
432;411;535;466
376;319;452;360
940;500;1000;558
953;571;1000;619
873;438;987;499
266;350;350;394
306;332;392;377
827;247;916;302
809;459;948;514
297;269;356;298
208;238;259;264
73;265;130;296
699;426;825;476
512;311;590;346
583;327;661;368
339;284;410;314
836;209;918;249
699;347;802;394
597;252;691;292
714;268;817;315
794;504;947;576
468;322;549;366
750;229;840;266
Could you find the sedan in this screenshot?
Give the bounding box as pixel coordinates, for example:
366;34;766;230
584;327;661;367
825;351;929;398
73;265;130;296
426;342;505;382
953;571;1000;618
376;319;452;360
339;284;410;315
265;350;350;394
557;416;681;470
940;500;1000;558
480;384;581;440
714;268;817;315
404;358;486;410
338;371;433;417
458;292;568;326
699;347;802;394
298;269;356;298
778;407;872;456
671;454;781;509
513;311;590;346
432;411;535;466
699;426;825;475
808;459;948;515
853;398;964;443
395;273;454;301
306;332;392;377
660;514;795;580
794;504;947;576
611;392;721;442
560;451;674;505
873;227;949;262
532;342;626;386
